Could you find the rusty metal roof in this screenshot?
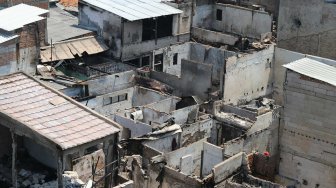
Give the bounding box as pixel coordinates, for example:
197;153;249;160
40;36;108;63
0;72;120;150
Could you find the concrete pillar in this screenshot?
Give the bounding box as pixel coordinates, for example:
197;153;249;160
103;138;115;188
11;131;17;188
57;151;63;188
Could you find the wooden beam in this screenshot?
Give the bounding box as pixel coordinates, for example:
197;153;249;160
11;130;17;188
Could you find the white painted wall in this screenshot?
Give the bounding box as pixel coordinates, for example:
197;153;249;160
202;142;224;177
224;45;274;105
213;4;272;39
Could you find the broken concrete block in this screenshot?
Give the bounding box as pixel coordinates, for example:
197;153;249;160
19;169;31;178
21;179;31;187
64;171;79;179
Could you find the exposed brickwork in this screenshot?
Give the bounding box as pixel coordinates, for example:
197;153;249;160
0;41;17;66
0;0;49;9
18;19;46;49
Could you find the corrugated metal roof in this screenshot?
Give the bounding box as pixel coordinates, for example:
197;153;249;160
283;58;336;86
81;0;182;21
0;72;120;150
0;32;18;44
40;36;108;63
0;4;49;31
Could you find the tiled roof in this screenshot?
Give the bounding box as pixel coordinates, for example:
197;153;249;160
0;73;120;150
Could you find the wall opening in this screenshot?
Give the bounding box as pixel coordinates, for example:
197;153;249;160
142;15;173;41
173;53;178;65
216;9;223;21
125;58;140;67
141;56;150;67
154;53;163;72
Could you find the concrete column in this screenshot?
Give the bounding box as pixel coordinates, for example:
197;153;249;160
57;151;64;188
11;131;17;188
103;138;114;188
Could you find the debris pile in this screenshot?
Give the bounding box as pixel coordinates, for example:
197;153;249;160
15;169;85;188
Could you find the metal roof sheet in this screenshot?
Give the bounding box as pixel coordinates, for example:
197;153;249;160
81;0;182;21
283;58;336;86
47;6;93;43
0;32;18;44
0;4;49;31
0;73;120;150
40;36;108;63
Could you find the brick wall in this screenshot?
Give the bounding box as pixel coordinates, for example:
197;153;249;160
0;40;17;71
18;19;46;49
0;0;49;9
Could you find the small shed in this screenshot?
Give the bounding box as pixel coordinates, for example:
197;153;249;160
0;72;121;187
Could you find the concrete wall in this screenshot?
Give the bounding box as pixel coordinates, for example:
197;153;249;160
240;0;279;17
180;59;213;99
202;142;224;177
166;2;193;35
223;45;274;105
165;139;206;176
72;149;105;182
86;71;136;96
141;107;169;125
150;59;213;100
192;4;213;29
84;86;171;118
152;42;236;80
132;87;171;107
222;128;270;157
213;4;272;39
213;152;245;183
123;20;142;45
152;42;191;76
169;104;199;125
279;70;336;187
79;2;122;58
113;115;152;138
277;0;336;60
143;133;180;153
144;98;180;114
122;33;190;60
84;87;134;117
181;118;214;147
190;43;236;83
160;166;203;188
192;27;239;46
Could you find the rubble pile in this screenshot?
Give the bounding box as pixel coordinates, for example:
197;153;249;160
15;169;85;188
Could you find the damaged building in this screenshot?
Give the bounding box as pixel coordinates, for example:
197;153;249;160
0;0;335;188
